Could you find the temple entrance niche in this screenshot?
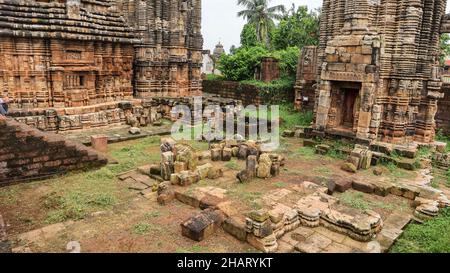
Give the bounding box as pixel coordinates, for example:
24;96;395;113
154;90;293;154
329;82;361;133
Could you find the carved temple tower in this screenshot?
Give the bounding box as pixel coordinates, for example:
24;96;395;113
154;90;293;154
296;0;448;144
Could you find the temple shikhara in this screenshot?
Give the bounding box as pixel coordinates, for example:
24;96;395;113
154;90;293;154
0;0;202;131
296;0;449;144
118;0;203;98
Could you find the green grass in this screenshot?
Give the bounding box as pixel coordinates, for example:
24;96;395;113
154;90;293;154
390;208;450;253
133;223;151;235
274;182;287;188
227;185;263;210
436;130;450;153
339;191;408;213
293;146;317;160
224;159;241;171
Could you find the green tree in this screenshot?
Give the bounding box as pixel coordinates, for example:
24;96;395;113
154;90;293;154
240;23;259;47
218;46;269;81
271;46;300;78
237;0;285;48
272;6;320;50
440;34;450;66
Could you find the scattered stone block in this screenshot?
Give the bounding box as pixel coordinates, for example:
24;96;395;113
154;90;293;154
150;165;161;176
257;153;272;178
174;161;187;173
327;177;352;193
196;163;212;180
181;209;225;242
238;144;248;160
223;217;248;242
207;167;223;179
222;147;232;161
236;170;250;183
90;134;108;153
246;155;258;179
341;162;357;173
247;234;278;253
211;148;222;161
129;127;141;135
352;179;374;194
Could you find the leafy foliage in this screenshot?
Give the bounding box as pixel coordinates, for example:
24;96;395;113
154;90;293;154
218;46;269;81
440;34;450;65
237;0;285;47
271;6;320;50
240;23;260;48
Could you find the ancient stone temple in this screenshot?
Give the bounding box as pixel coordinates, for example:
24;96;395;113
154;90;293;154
296;0;448;144
0;0;138;131
118;0;203;98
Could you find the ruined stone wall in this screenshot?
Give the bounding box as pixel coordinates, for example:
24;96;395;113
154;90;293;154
0;116;107;185
118;0;203;98
436;83;450;134
302;0;447;144
0;0;140;132
294;46;317;111
203;80;294;106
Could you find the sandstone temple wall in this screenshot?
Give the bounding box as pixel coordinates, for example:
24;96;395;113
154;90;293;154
0;116;107;185
296;0;448;144
436;82;450;134
0;0;204;132
118;0;203;98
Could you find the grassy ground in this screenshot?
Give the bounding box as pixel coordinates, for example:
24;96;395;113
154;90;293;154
0;136;163;234
390;208;450;253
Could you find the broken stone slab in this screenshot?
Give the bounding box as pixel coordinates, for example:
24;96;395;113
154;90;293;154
341;162;357;173
371;179;393;197
211;148;222;161
149;165;161;176
247;233;278;253
181;209;225;242
257;153;272;178
352;179;375;194
222;147;232;161
175;144;198;170
236;170;250;183
246;155;258;179
248;209;270;222
160;137;176;153
160;161;174;181
327;176;353;193
270;161;280;176
377;227;403;252
174;188;205;208
129;127;141;135
157;182;175;205
238;144;249;160
295;193;382;242
296;232;332;253
207;167;223;179
390;183;419;200
196;163;213;180
178;171;199;186
174;161;187;174
223;216;248;242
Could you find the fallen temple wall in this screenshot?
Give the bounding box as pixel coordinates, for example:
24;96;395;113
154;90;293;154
295;0;448;144
0;116;107;185
0;0;204;132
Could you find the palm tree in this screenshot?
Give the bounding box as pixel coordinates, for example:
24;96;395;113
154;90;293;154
237;0;285;48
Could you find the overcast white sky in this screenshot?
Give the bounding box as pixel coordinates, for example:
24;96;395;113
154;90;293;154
202;0;322;53
202;0;450;53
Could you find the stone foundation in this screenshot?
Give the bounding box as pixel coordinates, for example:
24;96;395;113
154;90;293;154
0;116;107;185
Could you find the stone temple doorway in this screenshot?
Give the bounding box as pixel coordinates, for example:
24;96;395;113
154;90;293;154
341;88;359;128
328;82;361;133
